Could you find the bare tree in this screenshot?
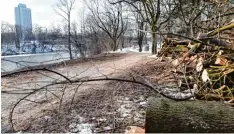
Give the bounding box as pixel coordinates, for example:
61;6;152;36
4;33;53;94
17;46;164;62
86;0;128;51
47;25;62;52
84;15;107;55
70;22;86;57
14;25;21;49
134;3;146;52
54;0;76;59
195;0;234;33
34;26;48;52
1;21;21;50
110;0;185;54
162;0;234;38
110;0;163;54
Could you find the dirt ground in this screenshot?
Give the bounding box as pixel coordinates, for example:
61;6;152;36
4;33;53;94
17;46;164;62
1;53;172;133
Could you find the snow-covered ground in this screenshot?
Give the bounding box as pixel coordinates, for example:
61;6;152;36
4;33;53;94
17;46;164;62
1;43;67;56
109;45;151;54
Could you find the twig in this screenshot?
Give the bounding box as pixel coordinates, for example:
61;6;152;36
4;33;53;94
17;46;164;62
6;71;194;132
59;84;67;113
70;82;83;107
2;68;72;83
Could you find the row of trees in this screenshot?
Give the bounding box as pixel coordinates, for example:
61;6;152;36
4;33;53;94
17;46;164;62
109;0;233;53
54;0;233;58
53;0;132;59
1;22;62;53
1;22;21;49
2;0;233;57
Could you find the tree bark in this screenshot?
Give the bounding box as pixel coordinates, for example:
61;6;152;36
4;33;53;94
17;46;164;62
138;31;143;52
151;32;157;54
145;98;234;133
139;45;142;52
112;39;118;51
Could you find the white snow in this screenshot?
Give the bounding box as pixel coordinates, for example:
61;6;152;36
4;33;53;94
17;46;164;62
68;113;94;133
109;45;151;54
148;55;157;58
139;101;147;106
69;123;94;133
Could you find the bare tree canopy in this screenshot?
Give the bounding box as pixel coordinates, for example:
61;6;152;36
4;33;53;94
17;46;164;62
85;0;128;51
54;0;76;59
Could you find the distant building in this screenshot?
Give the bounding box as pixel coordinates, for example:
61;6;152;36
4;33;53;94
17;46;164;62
15;3;32;41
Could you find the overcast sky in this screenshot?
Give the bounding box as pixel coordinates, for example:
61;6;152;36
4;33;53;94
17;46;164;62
0;0;84;27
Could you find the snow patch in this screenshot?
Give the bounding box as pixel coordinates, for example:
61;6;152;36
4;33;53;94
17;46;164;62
117;96;147;122
109;45;151;54
148;55;157;58
69;123;94;133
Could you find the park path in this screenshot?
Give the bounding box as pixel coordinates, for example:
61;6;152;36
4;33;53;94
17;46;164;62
1;53;151;131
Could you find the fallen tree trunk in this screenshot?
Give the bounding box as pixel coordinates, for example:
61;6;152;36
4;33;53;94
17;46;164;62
145;98;234;133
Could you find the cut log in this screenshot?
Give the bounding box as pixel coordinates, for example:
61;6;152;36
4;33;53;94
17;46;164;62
172;59;180;67
215;56;228;65
125;126;145;134
181;43;201;62
196;60;203;72
202;69;210;82
196;57;217;72
145;98;234;133
201;65;234;92
160;36;233;102
202;69;220;82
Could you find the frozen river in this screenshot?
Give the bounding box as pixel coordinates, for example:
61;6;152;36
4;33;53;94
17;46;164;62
1;52;71;72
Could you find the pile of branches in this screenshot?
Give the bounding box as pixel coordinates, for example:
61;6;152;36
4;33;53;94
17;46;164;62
158;21;234;105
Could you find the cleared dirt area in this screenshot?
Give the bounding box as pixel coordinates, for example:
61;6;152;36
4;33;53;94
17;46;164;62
2;53;171;133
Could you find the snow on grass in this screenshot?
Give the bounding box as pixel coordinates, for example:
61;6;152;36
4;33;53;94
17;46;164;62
69;123;94;133
68;111;94;133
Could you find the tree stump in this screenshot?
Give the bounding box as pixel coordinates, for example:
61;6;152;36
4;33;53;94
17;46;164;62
145;98;234;133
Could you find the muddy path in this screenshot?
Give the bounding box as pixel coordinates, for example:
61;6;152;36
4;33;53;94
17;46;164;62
2;53;154;132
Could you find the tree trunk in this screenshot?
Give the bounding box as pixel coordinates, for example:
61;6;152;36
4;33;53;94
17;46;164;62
138;33;143;52
112;39;118;51
137;20;144;52
68;15;73;60
151;32;157;54
139;45;142;52
145;98;234;133
121;36;125;49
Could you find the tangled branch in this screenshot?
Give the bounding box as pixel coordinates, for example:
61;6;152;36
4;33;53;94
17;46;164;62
2;67;193;132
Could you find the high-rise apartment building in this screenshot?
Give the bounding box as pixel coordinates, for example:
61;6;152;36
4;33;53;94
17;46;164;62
15;3;32;40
